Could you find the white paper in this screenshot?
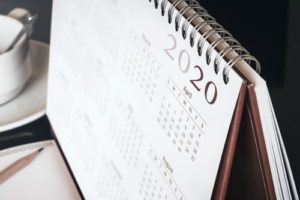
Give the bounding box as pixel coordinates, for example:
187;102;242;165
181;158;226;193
47;0;244;199
0;140;80;200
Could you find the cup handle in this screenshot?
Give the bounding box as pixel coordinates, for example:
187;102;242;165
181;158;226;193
7;8;33;36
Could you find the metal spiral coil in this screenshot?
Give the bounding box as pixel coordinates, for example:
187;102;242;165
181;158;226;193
150;0;261;84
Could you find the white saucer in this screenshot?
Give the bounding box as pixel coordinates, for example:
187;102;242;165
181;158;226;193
0;40;49;132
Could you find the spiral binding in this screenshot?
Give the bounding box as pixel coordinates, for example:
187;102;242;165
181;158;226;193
149;0;261;84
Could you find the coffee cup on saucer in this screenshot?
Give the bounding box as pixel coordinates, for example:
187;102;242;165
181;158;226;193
0;9;33;105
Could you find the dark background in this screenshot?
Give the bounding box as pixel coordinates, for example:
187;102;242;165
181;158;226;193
0;0;299;193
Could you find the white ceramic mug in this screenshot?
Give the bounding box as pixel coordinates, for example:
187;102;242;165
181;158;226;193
0;9;32;105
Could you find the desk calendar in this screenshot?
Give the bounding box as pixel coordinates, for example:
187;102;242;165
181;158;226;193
47;0;298;199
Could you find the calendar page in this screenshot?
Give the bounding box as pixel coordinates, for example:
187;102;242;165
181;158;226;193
47;0;244;199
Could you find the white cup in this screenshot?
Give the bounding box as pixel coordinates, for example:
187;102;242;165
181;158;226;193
0;10;32;105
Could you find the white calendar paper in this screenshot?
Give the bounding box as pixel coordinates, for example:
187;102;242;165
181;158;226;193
48;0;244;199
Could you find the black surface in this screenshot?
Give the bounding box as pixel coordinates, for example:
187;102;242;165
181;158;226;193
199;0;289;88
0;116;52;150
269;1;300;191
